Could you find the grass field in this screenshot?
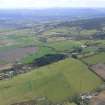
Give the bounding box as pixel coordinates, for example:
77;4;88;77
21;46;56;64
21;39;105;65
48;40;82;52
82;52;105;65
0;58;102;105
0;28;46;64
65;102;77;105
21;40;82;64
43;27;97;36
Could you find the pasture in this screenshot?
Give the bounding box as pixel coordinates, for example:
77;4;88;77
0;58;102;105
82;52;105;65
48;40;82;52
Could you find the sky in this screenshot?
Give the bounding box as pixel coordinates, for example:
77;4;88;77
0;0;105;9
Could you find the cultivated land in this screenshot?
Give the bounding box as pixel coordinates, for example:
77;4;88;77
1;10;105;105
91;63;105;80
48;40;82;52
90;91;105;105
82;52;105;65
0;58;102;105
0;47;37;63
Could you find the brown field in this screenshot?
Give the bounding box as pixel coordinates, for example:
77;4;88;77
90;63;105;80
90;91;105;105
0;47;37;63
0;40;15;46
0;64;12;72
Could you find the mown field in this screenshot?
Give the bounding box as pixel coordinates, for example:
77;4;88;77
0;58;102;105
48;40;82;52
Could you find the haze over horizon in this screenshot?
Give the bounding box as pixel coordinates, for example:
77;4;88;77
0;0;105;9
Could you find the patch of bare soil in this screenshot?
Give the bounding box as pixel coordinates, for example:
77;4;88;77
90;91;105;105
0;47;37;63
0;64;12;72
0;40;15;46
10;97;52;105
11;100;36;105
90;63;105;80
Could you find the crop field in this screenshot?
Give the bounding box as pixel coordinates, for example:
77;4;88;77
90;91;105;105
0;46;37;63
0;28;43;65
21;46;57;64
42;27;78;36
0;58;102;105
1;15;105;105
41;27;99;42
91;63;105;80
80;40;105;48
0;29;38;47
21;40;85;64
43;27;97;37
48;40;82;52
82;52;105;65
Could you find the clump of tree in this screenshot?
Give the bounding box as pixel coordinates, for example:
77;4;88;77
95;83;105;93
68;94;81;105
32;54;67;67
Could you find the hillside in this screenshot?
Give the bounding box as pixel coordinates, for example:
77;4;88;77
0;58;102;105
0;10;105;105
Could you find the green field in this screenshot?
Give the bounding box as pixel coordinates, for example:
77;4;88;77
43;27;97;36
21;40;82;64
1;17;105;105
82;52;105;65
48;40;82;52
21;46;56;64
0;58;102;105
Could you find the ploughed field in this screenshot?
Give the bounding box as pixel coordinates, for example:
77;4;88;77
81;53;105;80
90;91;105;105
90;64;105;80
0;47;37;63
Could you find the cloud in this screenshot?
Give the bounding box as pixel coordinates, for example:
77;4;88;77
0;0;105;9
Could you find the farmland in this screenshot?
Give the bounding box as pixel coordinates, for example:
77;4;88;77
0;9;105;105
0;58;102;105
48;40;82;52
82;52;105;65
90;63;105;80
0;47;37;63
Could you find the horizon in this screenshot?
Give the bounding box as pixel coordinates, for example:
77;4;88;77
0;0;105;9
0;7;105;10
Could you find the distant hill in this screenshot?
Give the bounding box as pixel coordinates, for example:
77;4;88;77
0;8;105;29
56;17;105;30
0;8;105;20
